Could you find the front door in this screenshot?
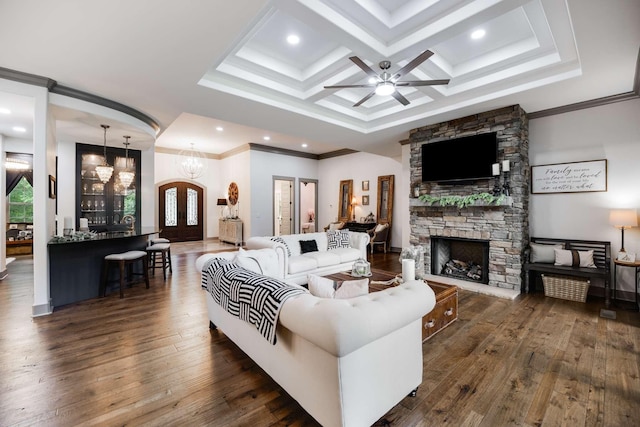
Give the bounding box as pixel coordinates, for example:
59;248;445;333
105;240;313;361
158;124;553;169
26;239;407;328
159;181;204;242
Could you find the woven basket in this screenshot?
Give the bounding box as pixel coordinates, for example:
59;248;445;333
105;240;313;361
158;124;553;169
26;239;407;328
541;274;590;302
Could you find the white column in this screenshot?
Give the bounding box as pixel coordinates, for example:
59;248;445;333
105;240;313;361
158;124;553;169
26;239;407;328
32;87;55;316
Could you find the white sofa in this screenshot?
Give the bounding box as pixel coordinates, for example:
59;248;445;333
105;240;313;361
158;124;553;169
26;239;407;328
246;231;370;285
196;250;436;427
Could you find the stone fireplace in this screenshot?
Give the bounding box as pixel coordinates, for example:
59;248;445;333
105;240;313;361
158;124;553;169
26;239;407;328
406;105;530;291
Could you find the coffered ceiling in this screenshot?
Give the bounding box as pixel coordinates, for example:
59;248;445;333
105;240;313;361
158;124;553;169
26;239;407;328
0;0;638;158
200;0;579;133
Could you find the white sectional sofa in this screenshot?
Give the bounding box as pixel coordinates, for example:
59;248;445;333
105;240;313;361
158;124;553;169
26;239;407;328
246;230;370;285
196;249;436;427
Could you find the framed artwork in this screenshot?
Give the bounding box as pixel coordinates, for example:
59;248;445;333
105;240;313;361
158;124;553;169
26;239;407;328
362;195;369;205
49;175;56;199
531;159;607;194
362;180;369;191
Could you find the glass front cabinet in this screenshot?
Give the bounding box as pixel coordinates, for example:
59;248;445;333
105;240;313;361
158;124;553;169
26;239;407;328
76;143;142;232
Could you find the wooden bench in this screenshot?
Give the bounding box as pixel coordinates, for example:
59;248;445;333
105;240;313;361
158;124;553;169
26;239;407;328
523;237;611;305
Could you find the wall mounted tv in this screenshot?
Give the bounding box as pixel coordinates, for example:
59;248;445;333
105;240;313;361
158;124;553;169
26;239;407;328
422;132;498;183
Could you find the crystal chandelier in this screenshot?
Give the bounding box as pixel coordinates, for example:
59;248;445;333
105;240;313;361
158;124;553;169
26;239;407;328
95;124;114;183
178;143;205;179
119;135;135;190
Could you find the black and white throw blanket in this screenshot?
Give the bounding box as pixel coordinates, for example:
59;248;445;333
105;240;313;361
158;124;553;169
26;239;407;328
202;258;307;345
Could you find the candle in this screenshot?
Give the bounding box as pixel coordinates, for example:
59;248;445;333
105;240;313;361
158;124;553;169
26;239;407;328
80;218;89;229
402;259;416;282
64;216;72;229
492;163;500;176
502;160;510;172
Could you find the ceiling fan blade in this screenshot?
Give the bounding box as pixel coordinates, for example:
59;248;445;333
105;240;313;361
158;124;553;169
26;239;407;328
395;79;450;86
349;56;379;79
324;84;376;89
391;49;434;81
391;91;410;106
353;91;376;107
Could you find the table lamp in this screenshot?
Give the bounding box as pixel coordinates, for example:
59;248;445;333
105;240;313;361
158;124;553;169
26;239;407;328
609;209;638;253
217;198;228;218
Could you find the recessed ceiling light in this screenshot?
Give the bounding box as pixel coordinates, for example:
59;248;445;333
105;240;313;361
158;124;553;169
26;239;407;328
12;126;26;133
301;143;308;148
0;108;10;114
216;126;223;131
263;136;271;141
471;29;486;40
286;34;300;45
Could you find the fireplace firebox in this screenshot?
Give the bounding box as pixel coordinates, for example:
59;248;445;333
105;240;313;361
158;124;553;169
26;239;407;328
430;237;490;284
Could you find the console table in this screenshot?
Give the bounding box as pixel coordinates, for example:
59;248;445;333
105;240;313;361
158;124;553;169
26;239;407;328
219;219;243;246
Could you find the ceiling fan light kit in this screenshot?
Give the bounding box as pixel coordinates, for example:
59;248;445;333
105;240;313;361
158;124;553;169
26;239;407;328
324;49;450;107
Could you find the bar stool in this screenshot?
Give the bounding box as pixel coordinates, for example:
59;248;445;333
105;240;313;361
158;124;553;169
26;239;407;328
100;250;149;298
146;242;172;279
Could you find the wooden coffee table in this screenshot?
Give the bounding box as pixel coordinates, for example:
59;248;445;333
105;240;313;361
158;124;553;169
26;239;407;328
324;269;458;341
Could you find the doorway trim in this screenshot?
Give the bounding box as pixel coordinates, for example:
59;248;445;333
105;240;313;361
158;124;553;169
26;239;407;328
298;178;318;234
273;176;295;236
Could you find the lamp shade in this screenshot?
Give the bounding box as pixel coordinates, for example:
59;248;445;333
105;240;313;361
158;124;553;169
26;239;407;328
217;198;228;206
609;209;638;228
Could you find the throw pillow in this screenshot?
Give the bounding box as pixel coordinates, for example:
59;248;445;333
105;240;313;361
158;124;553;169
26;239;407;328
327;229;351;250
299;239;318;254
530;243;563;263
554;248;597;268
307;275;369;299
270;236;291;257
329;222;344;230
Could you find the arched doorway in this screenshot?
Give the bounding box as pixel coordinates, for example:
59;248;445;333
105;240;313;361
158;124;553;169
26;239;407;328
158;181;204;242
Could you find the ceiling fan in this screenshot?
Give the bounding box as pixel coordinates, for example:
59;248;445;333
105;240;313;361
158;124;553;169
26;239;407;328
324;49;449;107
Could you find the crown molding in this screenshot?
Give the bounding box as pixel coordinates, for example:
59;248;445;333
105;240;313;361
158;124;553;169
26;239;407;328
0;67;161;133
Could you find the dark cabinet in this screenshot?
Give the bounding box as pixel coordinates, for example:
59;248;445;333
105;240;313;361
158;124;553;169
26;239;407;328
76;143;141;232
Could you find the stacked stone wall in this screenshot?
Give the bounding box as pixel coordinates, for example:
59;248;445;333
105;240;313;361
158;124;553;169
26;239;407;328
408;105;529;290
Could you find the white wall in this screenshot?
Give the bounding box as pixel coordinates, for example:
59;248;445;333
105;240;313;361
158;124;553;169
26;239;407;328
249;150;318;238
529;98;640;293
318;152;403;249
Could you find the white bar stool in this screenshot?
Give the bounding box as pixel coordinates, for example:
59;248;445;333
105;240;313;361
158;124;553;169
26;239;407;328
100;250;149;298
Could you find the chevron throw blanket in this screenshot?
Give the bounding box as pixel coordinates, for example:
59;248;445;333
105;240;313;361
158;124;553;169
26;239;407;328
202;258;307;344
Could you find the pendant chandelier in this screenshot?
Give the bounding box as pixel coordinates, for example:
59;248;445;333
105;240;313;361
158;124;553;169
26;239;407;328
119;135;135;190
95;124;114;183
178;142;206;179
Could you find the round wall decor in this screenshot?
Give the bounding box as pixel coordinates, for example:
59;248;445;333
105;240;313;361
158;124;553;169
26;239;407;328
228;182;239;205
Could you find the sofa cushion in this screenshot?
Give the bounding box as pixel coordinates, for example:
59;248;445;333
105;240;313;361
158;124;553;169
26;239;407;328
325;247;361;264
307;274;369;299
299;239;318;254
327;229;351;249
302;251;342;268
288;255;318;275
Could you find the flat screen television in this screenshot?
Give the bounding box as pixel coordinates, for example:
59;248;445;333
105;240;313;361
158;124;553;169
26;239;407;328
421;132;498;183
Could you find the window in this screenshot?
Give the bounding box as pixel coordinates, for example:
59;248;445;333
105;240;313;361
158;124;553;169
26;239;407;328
8;176;33;223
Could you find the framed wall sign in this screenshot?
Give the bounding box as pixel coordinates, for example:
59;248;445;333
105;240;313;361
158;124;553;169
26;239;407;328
531;159;607;194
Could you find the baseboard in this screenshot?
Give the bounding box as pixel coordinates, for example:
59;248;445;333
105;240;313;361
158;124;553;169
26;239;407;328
32;302;53;317
0;268;7;280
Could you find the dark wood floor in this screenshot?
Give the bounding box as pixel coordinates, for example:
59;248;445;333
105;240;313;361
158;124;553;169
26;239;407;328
1;247;638;426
